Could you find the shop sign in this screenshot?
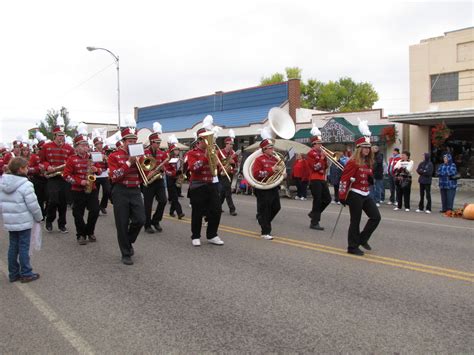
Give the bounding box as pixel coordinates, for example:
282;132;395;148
321;121;355;143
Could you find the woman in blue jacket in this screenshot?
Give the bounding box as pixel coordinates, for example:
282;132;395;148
437;153;458;212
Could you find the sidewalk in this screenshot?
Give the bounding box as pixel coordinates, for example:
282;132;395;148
283;186;473;211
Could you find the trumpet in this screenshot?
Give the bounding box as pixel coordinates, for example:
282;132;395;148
320;146;344;171
44;164;66;178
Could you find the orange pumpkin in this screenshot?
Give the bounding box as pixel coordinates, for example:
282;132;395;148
463;204;474;220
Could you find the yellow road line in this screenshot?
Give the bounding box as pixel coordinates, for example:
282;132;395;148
163;216;474;283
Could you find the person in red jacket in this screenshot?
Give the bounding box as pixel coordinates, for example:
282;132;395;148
339;137;381;256
2;140;22;172
93;137;111;215
164;143;184;219
142;131;168;234
187;127;224;247
40;126;74;233
28;141;47;218
108;127;145;265
292;153;309;200
306;135;331;231
218;135;239;216
251;138;282;240
63;134;102;245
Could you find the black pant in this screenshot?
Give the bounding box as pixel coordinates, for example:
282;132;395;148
294;178;308;198
166;176;183;215
95;178;111;209
255;187;281;235
347;191;381;249
143;179;167;228
189;183;221;239
418;183;432;211
46;176;69;228
111;184;145;257
71;189;100;238
219;175;236;212
396;181;411;209
333;183;340;202
32;176;47;217
309;180;331;225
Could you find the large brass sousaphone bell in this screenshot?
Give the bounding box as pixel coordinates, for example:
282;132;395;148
242;107;296;190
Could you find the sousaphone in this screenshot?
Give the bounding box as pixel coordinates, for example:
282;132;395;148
243;108;296;190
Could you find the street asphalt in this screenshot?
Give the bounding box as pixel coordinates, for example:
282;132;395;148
1;188;473;353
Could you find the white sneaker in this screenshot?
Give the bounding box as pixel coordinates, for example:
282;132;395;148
294;196;300;200
393;207;400;211
261;234;273;240
192;239;201;247
387;201;392;205
416;209;422;213
376;203;380;207
208;236;224;245
405;208;410;212
301;197;307;201
425;210;431;214
336;201;341;205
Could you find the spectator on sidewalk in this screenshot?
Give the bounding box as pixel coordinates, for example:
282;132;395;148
416;153;434;214
0;157;43;283
371;145;384;206
437;153;458;213
393;151;413;212
328;151;343;204
292;154;309;200
387;148;401;205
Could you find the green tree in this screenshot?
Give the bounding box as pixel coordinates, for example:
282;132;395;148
36;107;76;140
260;66;302;85
259;68;379;112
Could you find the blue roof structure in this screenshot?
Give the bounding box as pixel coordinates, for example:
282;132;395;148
136;82;289;132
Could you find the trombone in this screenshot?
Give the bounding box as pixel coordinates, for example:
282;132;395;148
320;146;344;171
136;156;168;187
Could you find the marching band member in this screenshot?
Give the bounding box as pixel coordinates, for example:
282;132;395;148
338;122;381;256
252;135;280;240
143;122;168;234
20;143;31;160
0;147;6;179
219;130;238;216
2;140;22;172
164;135;184;219
93;136;111;215
63;132;102;245
306;126;331;231
108;126;145;265
28;132;48;218
187;119;224;247
40;124;74;233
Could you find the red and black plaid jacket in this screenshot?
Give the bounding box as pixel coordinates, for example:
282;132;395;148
63;153;102;192
108;148;142;188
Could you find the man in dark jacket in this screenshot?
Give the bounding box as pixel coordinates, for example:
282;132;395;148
371;146;384;206
416;153;434;213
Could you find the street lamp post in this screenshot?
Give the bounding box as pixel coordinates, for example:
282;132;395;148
86;46;121;129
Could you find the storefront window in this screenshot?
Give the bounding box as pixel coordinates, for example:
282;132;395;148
431;125;473;178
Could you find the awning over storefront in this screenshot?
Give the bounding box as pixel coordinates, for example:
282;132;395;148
293;117;394;145
388;109;474;126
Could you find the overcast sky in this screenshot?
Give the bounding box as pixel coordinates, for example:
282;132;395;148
0;0;472;143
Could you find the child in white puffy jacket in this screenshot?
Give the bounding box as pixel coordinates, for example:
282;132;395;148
0;157;43;283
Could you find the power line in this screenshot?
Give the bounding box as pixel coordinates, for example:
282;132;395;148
63;62;116;96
